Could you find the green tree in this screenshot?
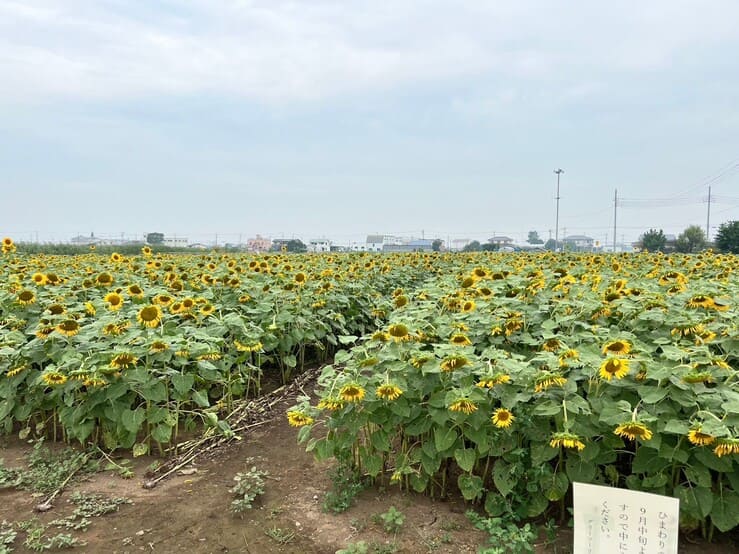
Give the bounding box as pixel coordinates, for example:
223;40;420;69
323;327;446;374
640;229;667;252
544;238;556;251
715;220;739;253
481;243;499;251
431;239;443;252
286;239;307;253
675;225;707;253
146;232;164;245
462;240;481;252
527;231;543;244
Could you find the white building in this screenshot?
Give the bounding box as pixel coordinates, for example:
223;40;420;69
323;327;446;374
163;236;188;247
308;238;332;253
562;235;594;249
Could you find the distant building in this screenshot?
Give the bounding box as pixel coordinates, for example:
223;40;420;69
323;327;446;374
247;235;272;253
308;238;332;253
383;238;436;252
163;236;188;248
450;239;471;252
488;236;514;247
562;235;594;249
70;233;104;246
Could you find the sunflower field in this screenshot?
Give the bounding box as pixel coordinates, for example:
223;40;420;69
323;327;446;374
0;237;429;455
288;249;739;535
2;236;738;535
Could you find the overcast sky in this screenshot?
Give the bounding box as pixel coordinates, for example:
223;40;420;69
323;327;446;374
2;0;738;246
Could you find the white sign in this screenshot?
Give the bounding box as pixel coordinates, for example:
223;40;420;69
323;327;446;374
573;482;679;554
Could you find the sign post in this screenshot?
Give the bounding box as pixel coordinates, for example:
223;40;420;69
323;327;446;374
573;483;679;554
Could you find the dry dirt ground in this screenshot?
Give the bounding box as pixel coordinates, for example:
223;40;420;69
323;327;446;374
1;397;737;554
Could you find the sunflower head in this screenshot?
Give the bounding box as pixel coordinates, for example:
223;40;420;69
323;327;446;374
614;421;653;441
450;333;472;346
491;408;514;428
602;340;632;356
599;358;630;381
376;384;403;401
56;319;80;337
687;427;715;446
286;410;314;427
137;305;163;328
448;398;477;415
339;383;366;403
549;431;585;451
440;355;469;372
387;323;411;341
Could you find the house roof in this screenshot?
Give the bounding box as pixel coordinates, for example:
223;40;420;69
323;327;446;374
563;235;593;241
366;235;384;243
408;239;434;246
489;236;513;242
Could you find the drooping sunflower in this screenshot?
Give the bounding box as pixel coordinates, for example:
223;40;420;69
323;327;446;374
47;303;66;315
56;319;80;337
534;373;567;392
440;355;469;372
387;323;411;342
558;349;580;367
371;331;390;343
549;431;585;451
17;289;36;306
149;341;169;354
450;333;472;346
687;295;715;309
687;427;715;446
234;340;263;352
491;408;514;428
6;364;28;378
614;421;653;441
286;410;314;427
542;338;561;352
713;438;739;458
376;384;403;401
110;353;138;369
394;295;409;308
137;305;163;328
339;383;366;403
602;340;631;356
448;398;478;415
461;300;476;313
599;358;630;381
42;372;68;386
104;292;124;311
317;397;345;411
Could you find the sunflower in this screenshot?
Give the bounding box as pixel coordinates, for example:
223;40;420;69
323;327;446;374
35;326;55;340
450;333;472;346
42;372;68;386
2;237;13;248
149;341;169;353
154;294;174;306
549;431;585;451
110;353;138;369
235;340;263;352
45;273;60;285
534;373;567;392
614;421;653;441
339;383;366;403
181;297;196;311
199;303;215;317
294;272;307;285
376;384;403;401
286;410;314;427
542;338;561;352
687;295;714;309
491;408;514;428
462;300;476;313
238;294;252;303
371;331;390;343
394;295;409;308
317;397;345;411
410;356;430;368
32;272;48;286
104;292;124;311
387;323;411;342
47;303;66;315
96;272;114;286
17;290;36;306
710;298;730;311
682;371;713;384
6;364;27;378
440;355;469;372
460;276;476;288
687;427;715;446
198;352;222;361
169;302;183;314
558;349;580;367
598;358;630;381
602;340;631;356
713;438;739;458
137;305;163;328
448;398;478;415
141;246;152;257
56;320;80;337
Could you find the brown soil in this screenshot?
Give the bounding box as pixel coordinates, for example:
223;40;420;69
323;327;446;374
1;396;737;554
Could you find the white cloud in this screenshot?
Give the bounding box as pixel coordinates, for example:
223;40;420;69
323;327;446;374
1;0;738;102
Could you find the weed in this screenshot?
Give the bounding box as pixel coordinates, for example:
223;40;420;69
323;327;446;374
230;459;268;513
378;506;405;534
323;465;365;514
0;520;17;554
337;541;369;554
18;519;84;552
264;526;295;544
466;511;536;554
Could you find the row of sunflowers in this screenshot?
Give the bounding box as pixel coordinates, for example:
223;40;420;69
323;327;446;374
0;237;431;454
288;250;739;533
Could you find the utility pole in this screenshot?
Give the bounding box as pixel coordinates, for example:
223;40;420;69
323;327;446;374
554;169;564;251
706;185;712;241
613;189;618;253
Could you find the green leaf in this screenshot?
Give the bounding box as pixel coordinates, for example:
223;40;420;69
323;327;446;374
457;474;484;501
526;494;549;518
566;455;597;483
191;389;210;408
544;472;569;501
693;448;733;473
663;419;690;435
710;489;739;532
363;454;382;477
151;423;172;443
132;442;149;457
677;486;713;519
434;427;457;452
493;459;515;497
120;408;146;434
454;448;477;473
171;373;195;396
638;386;668;403
484;492;507;516
370;430;390;452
